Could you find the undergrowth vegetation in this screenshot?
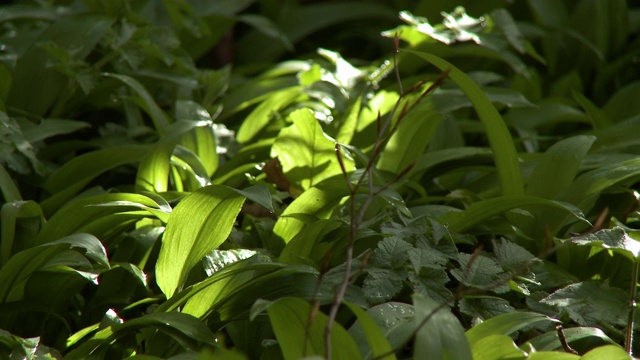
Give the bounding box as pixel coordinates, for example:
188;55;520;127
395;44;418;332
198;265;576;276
1;0;640;359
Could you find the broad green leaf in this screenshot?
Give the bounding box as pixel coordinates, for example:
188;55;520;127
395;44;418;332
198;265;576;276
233;184;274;213
38;193;170;243
526;135;596;199
272;179;348;247
1;200;43;265
559;227;640;262
471;334;527;360
492;238;538;271
378;100;442;174
236;87;303;144
337;90;399;146
41;145;149;215
523;327;616;352
176;100;219;177
64;312;218;360
0;233;106;302
413;294;472;360
0;165;21;203
136;120;210;193
438;195;589;233
557;157;640;213
527;352;580;360
405;50;524;196
572;91;611;129
603;81;640;123
346;302;396;360
102;73;171;135
466;312;557;347
21;119;90;143
264;297;361;360
540;281;628;327
581;344;631;360
156;185;245;298
271;109;352;190
279;219;341;265
411;147;493;176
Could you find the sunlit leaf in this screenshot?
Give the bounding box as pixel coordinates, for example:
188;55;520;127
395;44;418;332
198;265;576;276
156;185;245;298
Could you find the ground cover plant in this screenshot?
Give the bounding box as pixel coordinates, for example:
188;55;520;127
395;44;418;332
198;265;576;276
1;0;640;358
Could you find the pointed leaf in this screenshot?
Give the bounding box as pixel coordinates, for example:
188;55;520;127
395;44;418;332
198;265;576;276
271;109;352;190
413;294;472;360
156;185;246;298
264;297;361;360
405;50;524;196
466;312;557;347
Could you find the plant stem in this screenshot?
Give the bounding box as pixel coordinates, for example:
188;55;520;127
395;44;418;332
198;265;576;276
626;261;639;354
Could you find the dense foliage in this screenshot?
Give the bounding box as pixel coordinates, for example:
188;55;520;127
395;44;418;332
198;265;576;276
1;0;640;359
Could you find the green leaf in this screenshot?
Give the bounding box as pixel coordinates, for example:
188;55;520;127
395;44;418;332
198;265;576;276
21;119;89;143
271;109;352;190
233;184;274;213
38;193;170;243
65;312;218;360
264;297;361;360
0;165;21;203
1;200;43;265
413;294;472;360
492;238;538;271
236;87;303;144
102;73;171;135
526;135;596;199
41;145;149;215
581;344;631;360
363;268;406;304
523;327;617;352
378;100;442;174
156;185;245;298
459;296;516;320
371;237;413;268
0;233;106;302
540;281;628;327
438;195;589;233
466;312;557;347
560;227;640;262
451;253;510;293
136;120;211;193
345;302;396;360
405;50;524;196
272;180;348;247
471;334;527;360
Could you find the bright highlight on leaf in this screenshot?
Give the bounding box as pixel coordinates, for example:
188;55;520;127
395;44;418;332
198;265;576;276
156;185;246;298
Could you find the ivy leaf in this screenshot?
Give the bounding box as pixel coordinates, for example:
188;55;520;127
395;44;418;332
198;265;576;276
371;237;413;269
363;268;407;304
271;108;352;190
541;281;629;327
451;253;510;293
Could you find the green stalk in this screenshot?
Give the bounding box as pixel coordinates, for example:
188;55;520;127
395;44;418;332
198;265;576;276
626;261;639;354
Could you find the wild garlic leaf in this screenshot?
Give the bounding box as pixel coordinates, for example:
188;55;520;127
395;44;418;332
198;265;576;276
451;253;510;293
541;281;628;327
